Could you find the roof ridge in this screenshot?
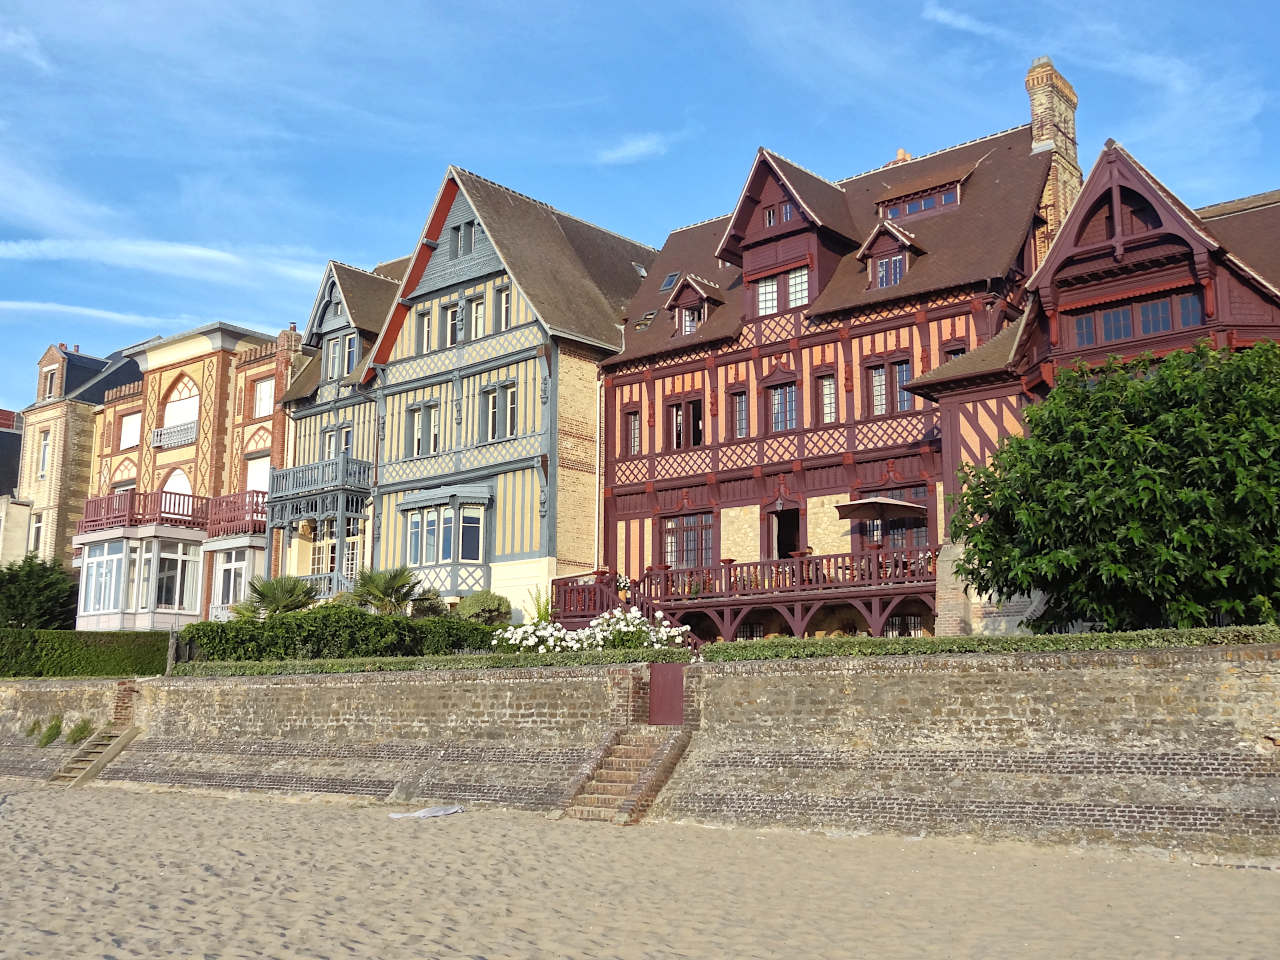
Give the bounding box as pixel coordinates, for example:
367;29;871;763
667;212;734;234
686;273;721;288
1196;187;1280;218
836;123;1031;184
761;147;846;191
450;165;657;252
330;259;398;284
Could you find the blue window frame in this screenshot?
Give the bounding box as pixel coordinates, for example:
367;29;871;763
1139;299;1171;335
1102;307;1132;342
1180;293;1203;327
1074;314;1096;346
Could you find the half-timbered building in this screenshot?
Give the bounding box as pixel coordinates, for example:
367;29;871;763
360;167;654;619
555;57;1084;640
911;140;1280;633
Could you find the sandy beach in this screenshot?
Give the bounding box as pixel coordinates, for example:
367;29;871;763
0;777;1276;959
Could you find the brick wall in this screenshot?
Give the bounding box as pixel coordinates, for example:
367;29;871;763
653;644;1280;857
555;346;604;574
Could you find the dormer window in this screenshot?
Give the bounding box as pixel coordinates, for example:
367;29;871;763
765;207;776;227
333;301;344;317
782;202;794;222
659;272;679;291
343;333;358;375
880;183;959;220
42;367;56;399
877;255;904;288
681;306;702;335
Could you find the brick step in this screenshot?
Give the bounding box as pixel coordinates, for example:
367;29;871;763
617;729;669;744
599;757;651;772
609;745;660;761
592;768;641;784
573;792;625;809
582;780;630;798
565;806;615;822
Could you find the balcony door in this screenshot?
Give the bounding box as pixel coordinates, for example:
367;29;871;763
771;508;800;559
163;469;192;496
245;455;270;492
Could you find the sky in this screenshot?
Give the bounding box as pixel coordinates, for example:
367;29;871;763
0;0;1274;411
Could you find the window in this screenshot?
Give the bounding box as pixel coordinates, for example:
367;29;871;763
253;378;274;418
426;405;440;454
894;359;913;412
765;206;776;227
446;306;460;347
484;390;499;442
81;541;125;614
340;427;353;455
885;615;925;638
736;622;765;641
1102;306;1132;342
323;430;337;460
667;398;704;449
216;549;248;607
344;333;358;374
907;199;922;215
757;277;778;315
415;308;431;353
245;455;270;492
1074;314;1096;346
942;190;957;205
460;507;483;562
636;310;657;330
818;375;837;424
868;366;887;416
945;346;967;360
462;221;474;255
154;540;199;611
504;386;517;438
407;512;421;565
29;513;42;553
782;202;793;222
500;289;513;331
659;272;680;291
886;206;900;219
163;377;199;426
1139;299;1172;335
877;255;904;288
311;518;336;575
921;196;936;211
626;411;641;455
661;513;714;569
470;298;486;340
326;338;340;379
424;509;438;563
333;300;344;317
37;430;50;478
440;507;455;561
731;392;748;439
681;306;702;335
409;408;423;457
787;267;809;308
1179;292;1203;328
42;368;55;399
667;403;683;450
769;382;797;432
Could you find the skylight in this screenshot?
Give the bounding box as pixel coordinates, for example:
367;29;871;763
659;272;679;291
635;310;658;331
632;262;647;278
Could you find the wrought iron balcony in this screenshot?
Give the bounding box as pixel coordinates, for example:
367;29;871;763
268;454;373;500
206;490;267;538
77;490;210;533
151;420;198;448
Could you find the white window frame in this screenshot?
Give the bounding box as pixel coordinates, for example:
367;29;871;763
765;207;776;227
253;377;274;419
119;413;141;450
757;277;778;315
446;306;460;347
340;426;353;454
459;506;483;563
407;512;422;566
81;541;126;614
682;306;701;335
410;408;423;457
787;267;809;308
819;374;837;424
427;405;440;454
343;333;358;375
500;289;512;330
323;430;337;460
484;390;499;442
42;367;56;399
29;513;42;553
215;549;249;606
504;386;517;438
470;298;486;340
869;365;887;417
38;430;50;478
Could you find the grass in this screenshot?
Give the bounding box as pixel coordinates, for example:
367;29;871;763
66;718;94;745
24;717;41;738
36;715;62;747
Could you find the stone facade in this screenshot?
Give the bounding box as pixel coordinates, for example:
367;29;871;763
18;396;96;570
0;678;121;779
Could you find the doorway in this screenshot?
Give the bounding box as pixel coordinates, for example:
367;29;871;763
772;508;800;558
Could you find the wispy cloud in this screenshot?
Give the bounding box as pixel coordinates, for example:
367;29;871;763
0;300;200;329
595;132;673;165
0;151;114;236
0;23;52;73
921;2;1023;47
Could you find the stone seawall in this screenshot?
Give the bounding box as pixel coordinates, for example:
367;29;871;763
653;644;1280;857
0;678;121;779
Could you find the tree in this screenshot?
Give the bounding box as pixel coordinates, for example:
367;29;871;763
351;566;435;616
0;554;77;629
232;575;318;620
951;342;1280;631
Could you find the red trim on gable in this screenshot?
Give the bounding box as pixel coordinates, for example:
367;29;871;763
743;254;813;284
364;177;461;379
1058;277;1196;313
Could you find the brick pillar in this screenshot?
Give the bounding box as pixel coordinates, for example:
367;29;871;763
607;665;648;726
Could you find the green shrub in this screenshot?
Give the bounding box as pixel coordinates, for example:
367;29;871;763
37;715;62;747
0;629;167;678
410;591;448;618
699;625;1280;663
24;717;41;738
454;590;511;626
180;607;497;662
66;718;94;745
172;646;692;677
0;554;77;629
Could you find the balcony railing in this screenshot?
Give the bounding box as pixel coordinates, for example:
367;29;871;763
551;546;938;623
301;572;353;599
77;490;210;533
268;454;373;499
151;420;198;448
207;490;267;538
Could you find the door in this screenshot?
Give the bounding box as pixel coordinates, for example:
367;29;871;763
649;662;685;725
773;508;800;558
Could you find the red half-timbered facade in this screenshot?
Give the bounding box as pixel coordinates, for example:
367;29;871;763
553;58;1084;640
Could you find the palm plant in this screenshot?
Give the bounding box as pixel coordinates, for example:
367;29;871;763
232;575;318;620
352;566;428;616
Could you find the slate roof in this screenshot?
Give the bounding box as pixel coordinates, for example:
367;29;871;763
330;262;401;336
1196;191;1280;291
906;305;1030;400
612;124;1051;365
450;168;657;351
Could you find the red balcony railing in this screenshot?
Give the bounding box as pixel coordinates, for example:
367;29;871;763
551;573;622;624
77;490;210;533
207;490;267;538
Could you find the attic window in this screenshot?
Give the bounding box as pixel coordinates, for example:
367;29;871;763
632;262;648;278
659;272;679;291
881;184;960;220
782;202;793;222
765;207;776;227
877;255;904;288
635;310;658;331
681;307;703;335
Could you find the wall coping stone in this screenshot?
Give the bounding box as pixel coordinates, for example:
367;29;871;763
138;663;647;690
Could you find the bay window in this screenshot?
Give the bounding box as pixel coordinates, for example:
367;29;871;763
215;549;249;607
81;541;125;614
460;507;482;562
154;541;199;611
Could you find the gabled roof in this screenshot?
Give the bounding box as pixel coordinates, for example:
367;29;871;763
371;255;412;282
663;273;725;311
330;262;402;336
855;219;926;260
906;304;1030;400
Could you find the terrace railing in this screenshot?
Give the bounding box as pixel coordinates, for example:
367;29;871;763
551;573;623;624
77;489;210;533
206;490;268;538
300;571;353;599
268;454;373;500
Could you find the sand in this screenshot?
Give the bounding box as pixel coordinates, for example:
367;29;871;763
0;777;1276;959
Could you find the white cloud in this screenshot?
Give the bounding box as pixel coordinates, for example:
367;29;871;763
921;2;1024;47
0;24;52;73
0;151;115;237
0;300;197;329
596;133;672;165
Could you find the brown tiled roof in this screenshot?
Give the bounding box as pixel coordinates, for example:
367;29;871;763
906;307;1028;400
331;262;401;336
280;353;321;404
452;168;656;351
762;149;858;241
371;254;412;282
873;159;977;203
1197;194;1280;290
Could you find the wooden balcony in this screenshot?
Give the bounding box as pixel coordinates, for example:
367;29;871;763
552;546;938;633
268;454;373;500
77;490;210;533
207;490;267;538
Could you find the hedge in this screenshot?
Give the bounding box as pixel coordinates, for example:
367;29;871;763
171;646;693;677
179;606;498;662
698;625;1280;662
0;628;168;678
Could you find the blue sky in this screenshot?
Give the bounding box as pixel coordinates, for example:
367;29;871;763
0;0;1273;411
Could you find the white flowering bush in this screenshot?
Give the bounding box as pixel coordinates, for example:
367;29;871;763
491;606;692;654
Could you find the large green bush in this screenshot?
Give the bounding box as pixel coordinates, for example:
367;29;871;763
180;606;496;662
0;628;168;677
0;554;77;629
454;589;512;626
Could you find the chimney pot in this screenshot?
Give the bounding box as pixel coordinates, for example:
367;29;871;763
73;344;79;353
58;342;66;350
289;322;297;331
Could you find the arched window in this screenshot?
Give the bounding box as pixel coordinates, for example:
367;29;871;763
162;468;192;495
163;376;200;427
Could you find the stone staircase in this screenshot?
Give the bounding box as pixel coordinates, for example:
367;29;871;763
48;679;140;787
564;726;686;824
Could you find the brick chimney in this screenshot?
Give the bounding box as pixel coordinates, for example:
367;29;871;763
1026;56;1083;264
